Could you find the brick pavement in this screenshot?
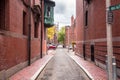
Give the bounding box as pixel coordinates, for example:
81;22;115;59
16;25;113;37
67;50;120;80
67;50;108;80
9;50;55;80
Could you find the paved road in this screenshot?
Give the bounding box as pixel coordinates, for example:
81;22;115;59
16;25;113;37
36;48;90;80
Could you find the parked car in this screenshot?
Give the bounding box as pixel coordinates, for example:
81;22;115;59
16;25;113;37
47;44;57;50
68;45;73;50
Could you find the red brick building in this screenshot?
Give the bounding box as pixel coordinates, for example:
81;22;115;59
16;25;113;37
65;26;69;47
0;0;45;79
70;16;76;44
65;16;76;47
76;0;120;77
53;26;58;44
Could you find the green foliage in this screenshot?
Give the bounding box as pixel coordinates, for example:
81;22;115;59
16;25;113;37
58;27;65;43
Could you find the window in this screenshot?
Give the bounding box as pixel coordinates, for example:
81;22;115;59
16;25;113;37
86;0;91;4
23;11;27;35
47;6;51;17
34;23;38;38
0;0;5;30
85;11;88;26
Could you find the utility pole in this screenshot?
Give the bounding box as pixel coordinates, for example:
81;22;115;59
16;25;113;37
106;0;114;80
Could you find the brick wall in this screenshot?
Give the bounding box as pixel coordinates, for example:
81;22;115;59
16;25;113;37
0;0;43;78
76;0;120;76
65;25;75;47
65;26;69;46
84;0;106;61
76;0;84;56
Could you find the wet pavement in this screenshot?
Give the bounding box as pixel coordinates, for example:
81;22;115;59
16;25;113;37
36;48;90;80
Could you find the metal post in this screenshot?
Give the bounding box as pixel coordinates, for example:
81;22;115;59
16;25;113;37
28;0;31;66
106;55;109;77
106;0;114;80
112;56;117;80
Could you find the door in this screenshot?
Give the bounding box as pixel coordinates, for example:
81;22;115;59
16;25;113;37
83;44;86;60
91;45;95;62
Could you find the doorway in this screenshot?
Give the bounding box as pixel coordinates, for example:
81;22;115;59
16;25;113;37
83;44;86;60
91;45;95;62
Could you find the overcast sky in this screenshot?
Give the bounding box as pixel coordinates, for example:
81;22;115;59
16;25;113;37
53;0;76;28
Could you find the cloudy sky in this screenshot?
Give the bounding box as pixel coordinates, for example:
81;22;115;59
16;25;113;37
53;0;76;27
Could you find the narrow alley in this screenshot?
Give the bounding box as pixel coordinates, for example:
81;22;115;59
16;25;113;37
36;47;89;80
1;0;120;80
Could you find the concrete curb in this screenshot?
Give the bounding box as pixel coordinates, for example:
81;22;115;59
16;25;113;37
31;56;53;80
67;53;94;80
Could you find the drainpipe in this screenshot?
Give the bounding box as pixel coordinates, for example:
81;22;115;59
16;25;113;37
83;0;86;60
40;0;43;58
28;0;31;66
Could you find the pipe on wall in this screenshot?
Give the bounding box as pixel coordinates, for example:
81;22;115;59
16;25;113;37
40;0;43;58
28;0;31;66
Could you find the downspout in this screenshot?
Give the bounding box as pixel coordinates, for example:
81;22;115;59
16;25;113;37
28;0;31;66
40;0;43;58
83;0;86;60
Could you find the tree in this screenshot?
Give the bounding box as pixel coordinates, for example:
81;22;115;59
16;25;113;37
47;26;55;40
58;27;65;44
